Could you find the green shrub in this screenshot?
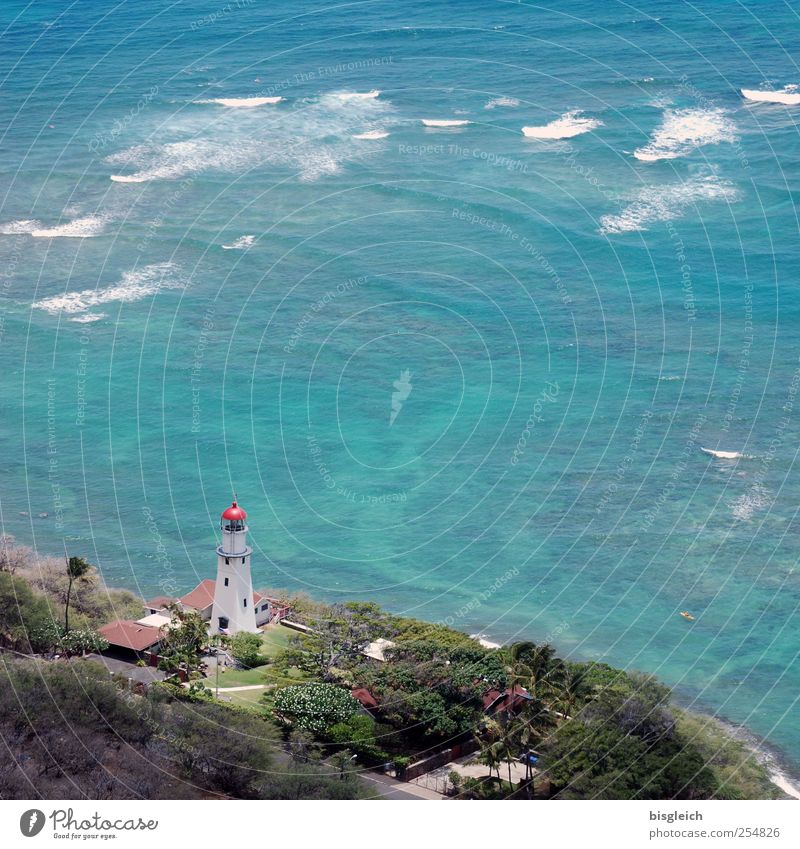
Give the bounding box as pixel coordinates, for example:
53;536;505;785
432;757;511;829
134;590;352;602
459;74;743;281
273;683;360;734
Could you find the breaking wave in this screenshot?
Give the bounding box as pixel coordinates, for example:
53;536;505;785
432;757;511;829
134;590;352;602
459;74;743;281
521;111;602;139
422;119;470;127
33;263;185;316
484;96;520;109
741;87;800;105
599;175;738;234
1;214;108;237
634;107;737;161
198;96;283;107
222;235;256;250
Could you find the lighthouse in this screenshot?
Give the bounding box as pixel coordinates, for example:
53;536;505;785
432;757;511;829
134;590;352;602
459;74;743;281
210;500;259;634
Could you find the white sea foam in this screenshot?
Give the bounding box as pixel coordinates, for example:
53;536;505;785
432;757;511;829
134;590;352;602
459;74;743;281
701;447;748;460
731;485;770;521
484;96;520;109
599;175;738;234
33;263;184;316
634;107;736;161
70;313;106;323
198;96;283;107
741;87;800;105
353;129;389;139
521;111;602;139
333;90;380;101
1;214;107;237
422;119;471;127
107;92;393;183
222;234;256;250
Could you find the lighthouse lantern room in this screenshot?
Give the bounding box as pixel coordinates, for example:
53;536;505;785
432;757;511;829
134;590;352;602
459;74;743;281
210;500;259;634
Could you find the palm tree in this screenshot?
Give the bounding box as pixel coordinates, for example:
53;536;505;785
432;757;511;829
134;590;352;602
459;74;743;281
64;556;91;634
555;663;594;719
505;641;559;703
474;719;504;781
511;698;556;796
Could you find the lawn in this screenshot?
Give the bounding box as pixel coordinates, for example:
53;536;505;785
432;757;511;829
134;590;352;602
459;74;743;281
211;624;300;689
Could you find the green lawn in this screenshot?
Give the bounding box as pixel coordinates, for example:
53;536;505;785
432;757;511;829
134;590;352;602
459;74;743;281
260;623;294;657
211;624;300;689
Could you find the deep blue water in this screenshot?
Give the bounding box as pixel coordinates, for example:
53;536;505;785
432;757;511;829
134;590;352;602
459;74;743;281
1;0;799;774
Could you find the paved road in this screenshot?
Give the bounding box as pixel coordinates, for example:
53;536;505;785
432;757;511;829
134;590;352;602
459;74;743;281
360;770;444;800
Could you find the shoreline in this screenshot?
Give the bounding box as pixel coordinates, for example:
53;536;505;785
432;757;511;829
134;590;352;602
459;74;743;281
470;628;799;800
5;529;797;799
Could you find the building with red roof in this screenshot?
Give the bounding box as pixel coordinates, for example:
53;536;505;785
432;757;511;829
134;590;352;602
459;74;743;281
98;620;163;660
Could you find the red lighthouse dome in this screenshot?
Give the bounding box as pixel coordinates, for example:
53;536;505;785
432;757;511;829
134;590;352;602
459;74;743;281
221;501;247;521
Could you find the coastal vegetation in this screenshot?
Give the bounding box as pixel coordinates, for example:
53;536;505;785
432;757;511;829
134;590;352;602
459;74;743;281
0;539;783;800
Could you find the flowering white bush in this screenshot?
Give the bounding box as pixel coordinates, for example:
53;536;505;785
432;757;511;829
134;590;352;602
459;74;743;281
273;683;360;734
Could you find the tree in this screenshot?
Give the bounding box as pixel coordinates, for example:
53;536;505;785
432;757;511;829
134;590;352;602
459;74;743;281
60;628;108;656
0;572;52;651
230;632;266;669
273;683;361;734
64;556;92;634
288;728;321;764
511;698;556;792
159;604;208;680
554;663;595;718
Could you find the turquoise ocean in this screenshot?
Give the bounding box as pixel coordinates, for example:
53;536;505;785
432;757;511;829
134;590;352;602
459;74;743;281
1;1;799;774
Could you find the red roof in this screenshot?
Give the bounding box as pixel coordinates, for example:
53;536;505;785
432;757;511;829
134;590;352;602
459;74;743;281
483;685;532;713
221;501;247;521
99;620;162;652
180;579;265;612
145;595;177;610
351;688;379;709
179;579;216;611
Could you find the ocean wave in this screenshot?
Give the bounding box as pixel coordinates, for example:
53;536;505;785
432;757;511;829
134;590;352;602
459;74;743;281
634;107;736;161
33;263;184;316
521;111;602;139
731;485;770;521
70;313;106;323
484;96;520;109
353;129;389;139
222;235;256;250
1;214;108;237
741;87;800;105
599;175;738;234
331;90;380;101
422;119;471;127
198;96;283;107
701;447;751;460
107;93;393;183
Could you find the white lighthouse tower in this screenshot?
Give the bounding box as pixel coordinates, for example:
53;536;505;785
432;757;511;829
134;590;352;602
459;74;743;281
211;500;259;635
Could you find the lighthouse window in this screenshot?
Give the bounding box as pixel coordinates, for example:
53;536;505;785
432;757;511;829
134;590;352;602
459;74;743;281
243;598;247;608
242;557;246;564
224;578;229;587
225;557;229;565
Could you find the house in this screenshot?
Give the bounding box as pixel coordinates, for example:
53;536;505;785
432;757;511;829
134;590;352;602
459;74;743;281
362;637;396;662
98;619;163;662
144;595;178;616
179;578;274;628
482;685;534;716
